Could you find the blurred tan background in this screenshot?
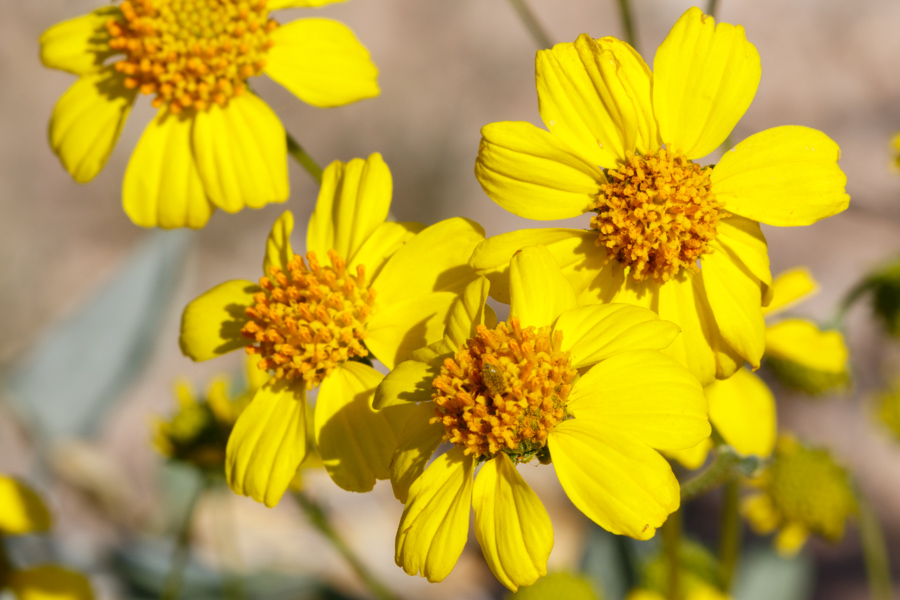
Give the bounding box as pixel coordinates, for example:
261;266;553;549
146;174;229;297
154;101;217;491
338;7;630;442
2;0;900;598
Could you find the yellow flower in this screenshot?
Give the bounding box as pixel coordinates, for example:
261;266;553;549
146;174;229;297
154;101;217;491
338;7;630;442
374;245;709;590
179;153;484;505
0;475;94;600
891;132;900;171
40;0;379;229
741;435;856;556
471;7;849;386
876;379;900;440
627;583;728;600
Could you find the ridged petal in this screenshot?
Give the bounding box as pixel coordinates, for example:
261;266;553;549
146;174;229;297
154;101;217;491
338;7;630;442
389;401;444;503
509;246;576;329
40;7;117;75
707;368;776;457
180;280;259;361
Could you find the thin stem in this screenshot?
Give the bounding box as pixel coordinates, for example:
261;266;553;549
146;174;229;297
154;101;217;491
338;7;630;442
615;0;638;49
719;481;742;593
706;0;720;19
506;0;553;49
286;133;323;184
662;509;682;600
857;491;894;600
160;480;207;600
680;447;745;502
293;492;400;600
827;277;874;331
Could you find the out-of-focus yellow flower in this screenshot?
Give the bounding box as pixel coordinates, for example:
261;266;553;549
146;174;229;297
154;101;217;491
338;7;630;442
875;380;900;440
627;582;728;600
375;246;708;591
471;7;849;387
762;269;849;394
180;153;484;506
741;435;856;556
507;572;600;600
891;133;900;171
40;0;379;229
0;475;94;600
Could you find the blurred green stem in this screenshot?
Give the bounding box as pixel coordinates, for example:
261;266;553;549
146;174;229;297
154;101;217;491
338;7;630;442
706;0;719;19
857;490;893;600
719;480;742;592
506;0;553;49
828;277;874;331
212;489;245;600
160;478;207;600
293;492;400;600
287;133;323;184
680;447;742;501
662;509;682;600
615;0;638;49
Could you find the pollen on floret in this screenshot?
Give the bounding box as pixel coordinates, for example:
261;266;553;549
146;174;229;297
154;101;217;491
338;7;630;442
106;0;278;112
430;318;577;462
241;250;376;390
589;148;727;283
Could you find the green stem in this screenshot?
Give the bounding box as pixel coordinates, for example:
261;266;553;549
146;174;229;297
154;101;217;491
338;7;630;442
160;480;206;600
506;0;553;49
706;0;720;19
680;447;744;502
293;492;400;600
286;133;323;184
615;0;638;49
857;490;894;600
827;277;874;331
662;509;682;600
719;480;742;593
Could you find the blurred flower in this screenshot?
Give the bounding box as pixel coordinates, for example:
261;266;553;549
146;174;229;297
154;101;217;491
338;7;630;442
471;7;849;387
762;268;849;394
742;435;856;556
862;259;900;339
507;572;600;600
891;133;900;171
40;0;379;228
375;246;708;591
627;583;727;600
875;379;900;440
180;153;484;505
0;475;94;600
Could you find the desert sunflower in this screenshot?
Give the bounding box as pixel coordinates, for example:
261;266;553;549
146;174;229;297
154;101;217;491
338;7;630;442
40;0;378;228
472;7;849;385
179;153;484;505
0;476;94;600
374;245;709;590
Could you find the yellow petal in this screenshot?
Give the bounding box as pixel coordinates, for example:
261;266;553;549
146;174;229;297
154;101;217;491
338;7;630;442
0;476;51;535
712;126;849;226
373;359;439;410
365;292;456;370
707;368;776;458
395;446;475;583
536;36;658;167
653;7;760;158
245;354;272;392
567;350;709;451
225;378;307;507
656;274;718;386
269;0;346;7
447;277;494;349
315;362;415;492
549;420;679;539
180;280;258;361
8;566;93;600
49;69;136;183
716;215;771;288
263;211;295;275
307;153;391;263
701;242;766;369
40;8;117;75
374;217;484;304
390;401;444;503
509;246;576;329
765;319;848;375
741;493;780;534
475;121;603;220
774;522;809;557
473;454;552;591
123;110;214;229
192;93;288;212
470;228;606;304
664;439;713;471
266;18;378;107
348;221;425;282
763;268;818;317
555;304;680;369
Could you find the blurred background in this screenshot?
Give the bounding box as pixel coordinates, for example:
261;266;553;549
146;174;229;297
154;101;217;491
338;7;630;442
2;0;900;598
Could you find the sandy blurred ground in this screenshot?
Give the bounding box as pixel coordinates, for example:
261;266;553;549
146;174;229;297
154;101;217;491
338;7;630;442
1;0;900;598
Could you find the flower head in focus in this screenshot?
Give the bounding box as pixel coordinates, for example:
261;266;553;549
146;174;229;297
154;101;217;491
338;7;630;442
472;7;849;386
40;0;379;228
179;153;484;505
0;475;94;600
741;435;857;556
374;245;709;590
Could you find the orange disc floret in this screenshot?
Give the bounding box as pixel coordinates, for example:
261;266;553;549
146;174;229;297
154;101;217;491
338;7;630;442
431;318;576;462
589;148;726;283
241;250;375;390
107;0;278;112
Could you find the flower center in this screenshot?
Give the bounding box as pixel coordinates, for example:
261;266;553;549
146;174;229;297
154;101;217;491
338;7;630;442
589;149;726;283
107;0;277;112
241;251;376;390
431;318;576;462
